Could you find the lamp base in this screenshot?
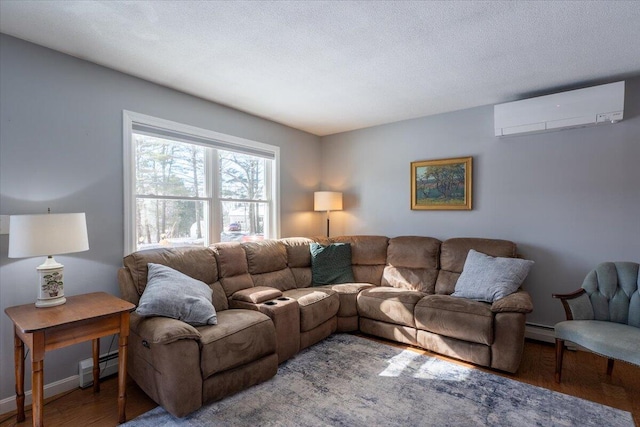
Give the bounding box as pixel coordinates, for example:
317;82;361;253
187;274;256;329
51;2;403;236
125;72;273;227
36;256;66;308
35;296;67;308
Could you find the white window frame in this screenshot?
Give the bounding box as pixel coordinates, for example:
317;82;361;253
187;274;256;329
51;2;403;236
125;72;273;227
123;110;280;255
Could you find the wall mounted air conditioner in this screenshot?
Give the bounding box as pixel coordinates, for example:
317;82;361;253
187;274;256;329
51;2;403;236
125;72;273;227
494;81;625;137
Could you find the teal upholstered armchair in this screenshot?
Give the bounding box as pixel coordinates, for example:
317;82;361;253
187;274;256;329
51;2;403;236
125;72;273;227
552;262;640;382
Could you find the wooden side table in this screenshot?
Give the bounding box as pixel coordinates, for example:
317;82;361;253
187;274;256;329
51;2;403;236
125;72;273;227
4;292;135;426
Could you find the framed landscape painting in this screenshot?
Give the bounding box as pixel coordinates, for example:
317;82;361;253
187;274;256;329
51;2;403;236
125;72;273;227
411;156;472;210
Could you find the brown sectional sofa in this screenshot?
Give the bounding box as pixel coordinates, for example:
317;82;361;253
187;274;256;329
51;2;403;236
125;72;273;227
118;235;533;417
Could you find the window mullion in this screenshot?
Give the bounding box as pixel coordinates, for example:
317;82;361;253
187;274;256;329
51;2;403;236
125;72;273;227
209;148;222;243
266;157;277;238
264;159;271;239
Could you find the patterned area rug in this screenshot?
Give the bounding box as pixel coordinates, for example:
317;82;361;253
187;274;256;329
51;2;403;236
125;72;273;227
123;334;634;427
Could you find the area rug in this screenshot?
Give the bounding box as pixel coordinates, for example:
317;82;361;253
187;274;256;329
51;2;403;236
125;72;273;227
123;334;634;427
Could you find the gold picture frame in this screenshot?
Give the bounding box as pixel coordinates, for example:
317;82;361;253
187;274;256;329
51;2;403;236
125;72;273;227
411;156;472;210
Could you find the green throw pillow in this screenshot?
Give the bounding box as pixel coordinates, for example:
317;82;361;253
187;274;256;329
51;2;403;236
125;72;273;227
310;243;355;285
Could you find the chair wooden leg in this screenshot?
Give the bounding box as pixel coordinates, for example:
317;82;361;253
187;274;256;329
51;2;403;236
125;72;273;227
607;358;614;376
555;339;565;383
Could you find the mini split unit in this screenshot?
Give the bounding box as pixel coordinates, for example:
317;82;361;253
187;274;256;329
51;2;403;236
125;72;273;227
494;81;625;137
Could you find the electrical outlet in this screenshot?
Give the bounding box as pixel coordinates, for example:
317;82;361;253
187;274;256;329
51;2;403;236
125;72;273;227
0;215;9;235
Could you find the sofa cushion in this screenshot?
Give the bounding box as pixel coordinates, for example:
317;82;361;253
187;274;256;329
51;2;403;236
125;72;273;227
290;267;313;288
243;240;288;274
210;282;229;312
382;267;439;294
310;243;355;285
251;268;297;291
352;265;386;285
136;263;217;326
332;235;389;265
436;238;517;295
282;288;339;332
383;236;441;293
281;237;314;268
212;242;249;277
198;309;276;378
386;236;441;269
316;283;375;317
123;246;218;296
220;274;255;298
212;242;255;297
415;294;494;345
451;250;534;303
332;236;389;285
357;287;425;328
281;238;314;288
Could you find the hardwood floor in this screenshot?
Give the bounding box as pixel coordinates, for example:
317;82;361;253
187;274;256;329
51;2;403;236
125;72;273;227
1;338;638;426
0;376;155;427
405;338;640;426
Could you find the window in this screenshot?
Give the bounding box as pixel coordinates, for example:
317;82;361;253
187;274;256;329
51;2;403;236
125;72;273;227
123;111;279;255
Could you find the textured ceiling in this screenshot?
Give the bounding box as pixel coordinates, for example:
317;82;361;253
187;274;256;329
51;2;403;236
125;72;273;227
1;1;640;136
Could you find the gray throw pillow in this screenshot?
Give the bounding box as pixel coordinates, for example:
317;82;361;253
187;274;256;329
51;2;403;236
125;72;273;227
136;263;217;325
310;243;355;285
451;249;534;303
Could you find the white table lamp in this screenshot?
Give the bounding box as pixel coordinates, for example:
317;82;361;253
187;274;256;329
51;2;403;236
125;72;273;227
314;191;343;237
8;212;89;308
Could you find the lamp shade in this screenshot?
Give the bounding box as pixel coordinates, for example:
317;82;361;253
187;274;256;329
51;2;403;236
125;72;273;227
8;213;89;258
314;192;343;212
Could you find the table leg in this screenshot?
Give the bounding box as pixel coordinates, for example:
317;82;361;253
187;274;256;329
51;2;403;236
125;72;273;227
32;332;45;427
117;334;128;423
92;338;100;393
13;330;25;422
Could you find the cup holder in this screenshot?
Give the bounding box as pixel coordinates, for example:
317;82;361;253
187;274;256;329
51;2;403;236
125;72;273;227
276;297;289;301
264;301;277;306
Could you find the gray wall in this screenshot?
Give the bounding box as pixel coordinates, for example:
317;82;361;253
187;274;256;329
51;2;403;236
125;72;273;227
0;35;322;400
321;77;640;327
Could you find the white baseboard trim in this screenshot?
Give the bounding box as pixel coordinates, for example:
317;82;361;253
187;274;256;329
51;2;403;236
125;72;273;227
78;350;119;388
0;375;79;417
524;322;555;343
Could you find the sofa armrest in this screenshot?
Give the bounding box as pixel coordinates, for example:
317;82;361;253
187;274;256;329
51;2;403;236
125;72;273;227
130;312;202;345
231;286;283;304
552;289;593;320
118;267;140;306
491;290;533;314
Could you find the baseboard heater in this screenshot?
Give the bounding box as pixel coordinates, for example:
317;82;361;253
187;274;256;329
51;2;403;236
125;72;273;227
524;322;555;343
78;351;119;388
525;322;579;350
